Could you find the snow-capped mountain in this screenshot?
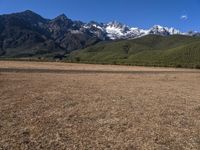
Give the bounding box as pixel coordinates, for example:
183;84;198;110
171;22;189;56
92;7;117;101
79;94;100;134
1;10;199;57
105;21;130;39
186;31;200;37
104;21;149;39
83;21;187;40
83;21;107;40
148;25;181;36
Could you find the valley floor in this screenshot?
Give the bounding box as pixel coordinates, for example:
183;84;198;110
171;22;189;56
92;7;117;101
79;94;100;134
0;61;200;149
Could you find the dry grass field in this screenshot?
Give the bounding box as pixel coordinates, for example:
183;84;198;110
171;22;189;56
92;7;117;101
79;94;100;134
1;61;200;149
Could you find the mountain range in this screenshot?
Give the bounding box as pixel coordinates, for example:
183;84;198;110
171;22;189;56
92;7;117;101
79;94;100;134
0;10;200;64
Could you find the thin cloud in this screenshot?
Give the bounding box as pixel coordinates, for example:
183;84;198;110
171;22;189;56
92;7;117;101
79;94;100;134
180;15;188;20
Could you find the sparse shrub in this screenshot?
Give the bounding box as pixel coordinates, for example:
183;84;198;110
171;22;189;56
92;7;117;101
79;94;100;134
175;64;182;68
195;65;200;69
75;57;80;62
53;54;64;60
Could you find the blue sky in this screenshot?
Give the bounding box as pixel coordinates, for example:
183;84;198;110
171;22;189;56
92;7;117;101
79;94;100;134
0;0;200;32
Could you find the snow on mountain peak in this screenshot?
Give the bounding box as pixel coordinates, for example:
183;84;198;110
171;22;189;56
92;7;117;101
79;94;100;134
105;21;139;39
153;25;164;29
82;21;194;40
168;27;181;34
148;25;181;36
107;21;125;27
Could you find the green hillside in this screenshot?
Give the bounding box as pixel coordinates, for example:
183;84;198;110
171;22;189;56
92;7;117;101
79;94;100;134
67;35;200;68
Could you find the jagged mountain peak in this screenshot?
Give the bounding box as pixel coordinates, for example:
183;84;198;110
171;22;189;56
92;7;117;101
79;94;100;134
148;25;181;36
85;21;104;29
107;21;127;28
49;13;73;30
152;25;164;29
1;10;47;27
150;25;168;32
53;14;69;21
22;10;36;14
17;10;45;20
105;21;131;39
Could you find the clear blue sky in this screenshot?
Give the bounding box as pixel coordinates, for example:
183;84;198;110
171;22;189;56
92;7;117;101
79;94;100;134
0;0;200;32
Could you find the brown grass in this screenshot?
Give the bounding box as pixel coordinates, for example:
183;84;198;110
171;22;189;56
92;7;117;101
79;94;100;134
0;61;200;149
